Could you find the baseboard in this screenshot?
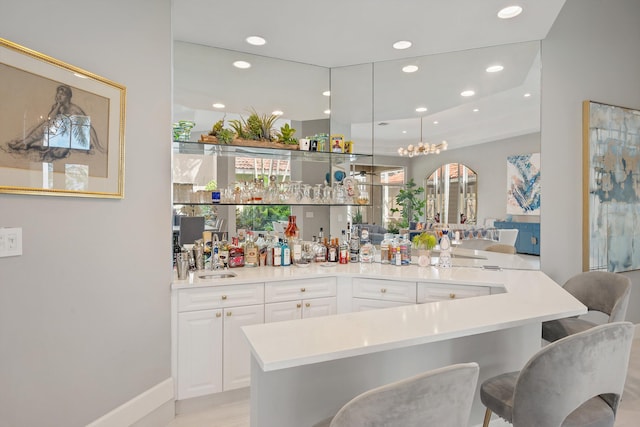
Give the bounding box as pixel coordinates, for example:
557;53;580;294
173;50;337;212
86;378;174;427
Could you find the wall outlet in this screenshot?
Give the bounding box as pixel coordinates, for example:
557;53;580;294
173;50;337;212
305;211;314;218
0;227;22;257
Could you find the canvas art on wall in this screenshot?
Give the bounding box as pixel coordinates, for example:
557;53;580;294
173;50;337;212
583;100;640;273
506;153;541;216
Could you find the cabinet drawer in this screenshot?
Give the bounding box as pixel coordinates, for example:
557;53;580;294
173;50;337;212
352;298;414;312
178;283;264;312
265;277;336;303
417;282;491;303
352;278;416;303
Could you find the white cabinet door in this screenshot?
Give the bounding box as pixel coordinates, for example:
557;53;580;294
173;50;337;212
177;309;223;399
302;297;337;318
222;304;265;391
351;298;413;312
265;301;302;323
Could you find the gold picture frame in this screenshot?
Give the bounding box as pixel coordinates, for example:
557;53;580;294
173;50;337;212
0;38;125;198
583;100;640;272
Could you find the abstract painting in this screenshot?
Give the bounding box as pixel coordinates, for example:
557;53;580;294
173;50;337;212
583;100;640;272
506;153;541;215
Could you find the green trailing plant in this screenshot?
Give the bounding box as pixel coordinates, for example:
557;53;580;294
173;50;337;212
390;178;426;229
277;123;298;144
412;232;437;250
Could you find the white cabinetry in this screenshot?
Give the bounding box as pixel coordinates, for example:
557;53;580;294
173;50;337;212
265;277;337;323
176;283;264;399
351;277;416;312
417;282;491;303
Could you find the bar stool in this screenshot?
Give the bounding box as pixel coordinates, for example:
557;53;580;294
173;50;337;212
480;322;635;427
314;362;479;427
542;271;631;343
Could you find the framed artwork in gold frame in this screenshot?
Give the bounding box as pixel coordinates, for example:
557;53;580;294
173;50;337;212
583;100;640;272
0;38;126;198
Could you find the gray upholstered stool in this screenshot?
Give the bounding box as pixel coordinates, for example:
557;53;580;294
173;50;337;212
314;362;479;427
480;322;635;427
542;271;631;343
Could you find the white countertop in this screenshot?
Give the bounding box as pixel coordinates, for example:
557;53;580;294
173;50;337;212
172;249;584;373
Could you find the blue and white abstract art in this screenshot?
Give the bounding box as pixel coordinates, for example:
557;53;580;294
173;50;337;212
506;153;541;215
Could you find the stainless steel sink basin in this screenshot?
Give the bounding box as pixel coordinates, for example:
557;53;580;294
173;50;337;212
197;272;237;280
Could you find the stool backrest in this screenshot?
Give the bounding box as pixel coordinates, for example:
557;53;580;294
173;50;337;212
512;322;635;427
330;362;479;427
564;271;631;322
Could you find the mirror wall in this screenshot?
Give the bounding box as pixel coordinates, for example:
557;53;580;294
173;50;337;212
425;163;477;225
173;40;541;261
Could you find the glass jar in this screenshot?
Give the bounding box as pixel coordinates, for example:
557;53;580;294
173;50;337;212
380;233;394;264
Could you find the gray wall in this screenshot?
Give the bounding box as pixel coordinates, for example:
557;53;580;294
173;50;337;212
410;132;540;225
541;0;640;323
0;1;173;426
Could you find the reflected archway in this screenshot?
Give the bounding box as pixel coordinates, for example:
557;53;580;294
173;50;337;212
425;163;477;225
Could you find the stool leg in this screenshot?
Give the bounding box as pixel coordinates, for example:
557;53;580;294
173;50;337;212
482;408;492;427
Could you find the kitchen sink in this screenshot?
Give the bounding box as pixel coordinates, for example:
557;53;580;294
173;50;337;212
197;272;237;280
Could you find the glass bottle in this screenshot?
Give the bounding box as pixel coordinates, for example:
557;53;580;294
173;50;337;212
339;230;349;264
284;215;299;239
272;237;282;267
314;236;328;262
327;237;338;262
438;229;452;268
244;232;259;267
219;232;229;268
380;233;394;264
281;238;291;266
349;225;360;263
359;234;375;263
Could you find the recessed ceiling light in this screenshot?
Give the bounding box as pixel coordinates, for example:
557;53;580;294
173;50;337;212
272;110;284;116
324;109;331;115
393;40;412;50
524;93;531;98
212;103;225;109
461;90;475;97
486;65;504;73
233;60;251;69
415;107;427;112
322;90;331;97
402;130;407;134
433;121;439;125
498;5;523;19
402;65;419;73
473;108;480;112
246;36;266;46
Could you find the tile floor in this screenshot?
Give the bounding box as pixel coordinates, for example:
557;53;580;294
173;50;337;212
167;325;639;427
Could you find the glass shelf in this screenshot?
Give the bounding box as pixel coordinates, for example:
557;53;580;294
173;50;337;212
173;141;372;162
173;202;372;207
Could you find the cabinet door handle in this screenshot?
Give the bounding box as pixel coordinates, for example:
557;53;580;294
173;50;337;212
221;295;227;300
305;303;311;308
216;312;222;318
380;288;387;293
296;303;302;308
226;311;232;316
449;293;456;299
300;287;306;292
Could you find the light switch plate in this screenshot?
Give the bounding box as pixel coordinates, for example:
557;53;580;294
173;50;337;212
0;227;22;257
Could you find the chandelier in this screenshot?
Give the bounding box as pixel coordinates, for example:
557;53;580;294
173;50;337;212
397;117;448;157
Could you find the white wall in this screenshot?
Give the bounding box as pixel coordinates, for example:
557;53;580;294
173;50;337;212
410;132;540;225
541;0;640;322
0;1;173;426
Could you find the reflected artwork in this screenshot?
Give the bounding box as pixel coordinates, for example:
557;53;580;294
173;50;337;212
506;153;541;215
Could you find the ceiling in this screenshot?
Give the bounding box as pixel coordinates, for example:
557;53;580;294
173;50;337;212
172;0;566;155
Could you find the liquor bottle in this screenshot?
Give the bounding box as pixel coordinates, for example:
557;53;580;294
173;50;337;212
244;232;259;267
339;230;349;264
265;234;275;267
281;238;291;266
349;225;360;263
327;237;338;262
314;236;328;262
359;232;375;263
172;232;181;266
272;238;282;267
284;215;300;265
219;232;229;268
380;233;393;264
